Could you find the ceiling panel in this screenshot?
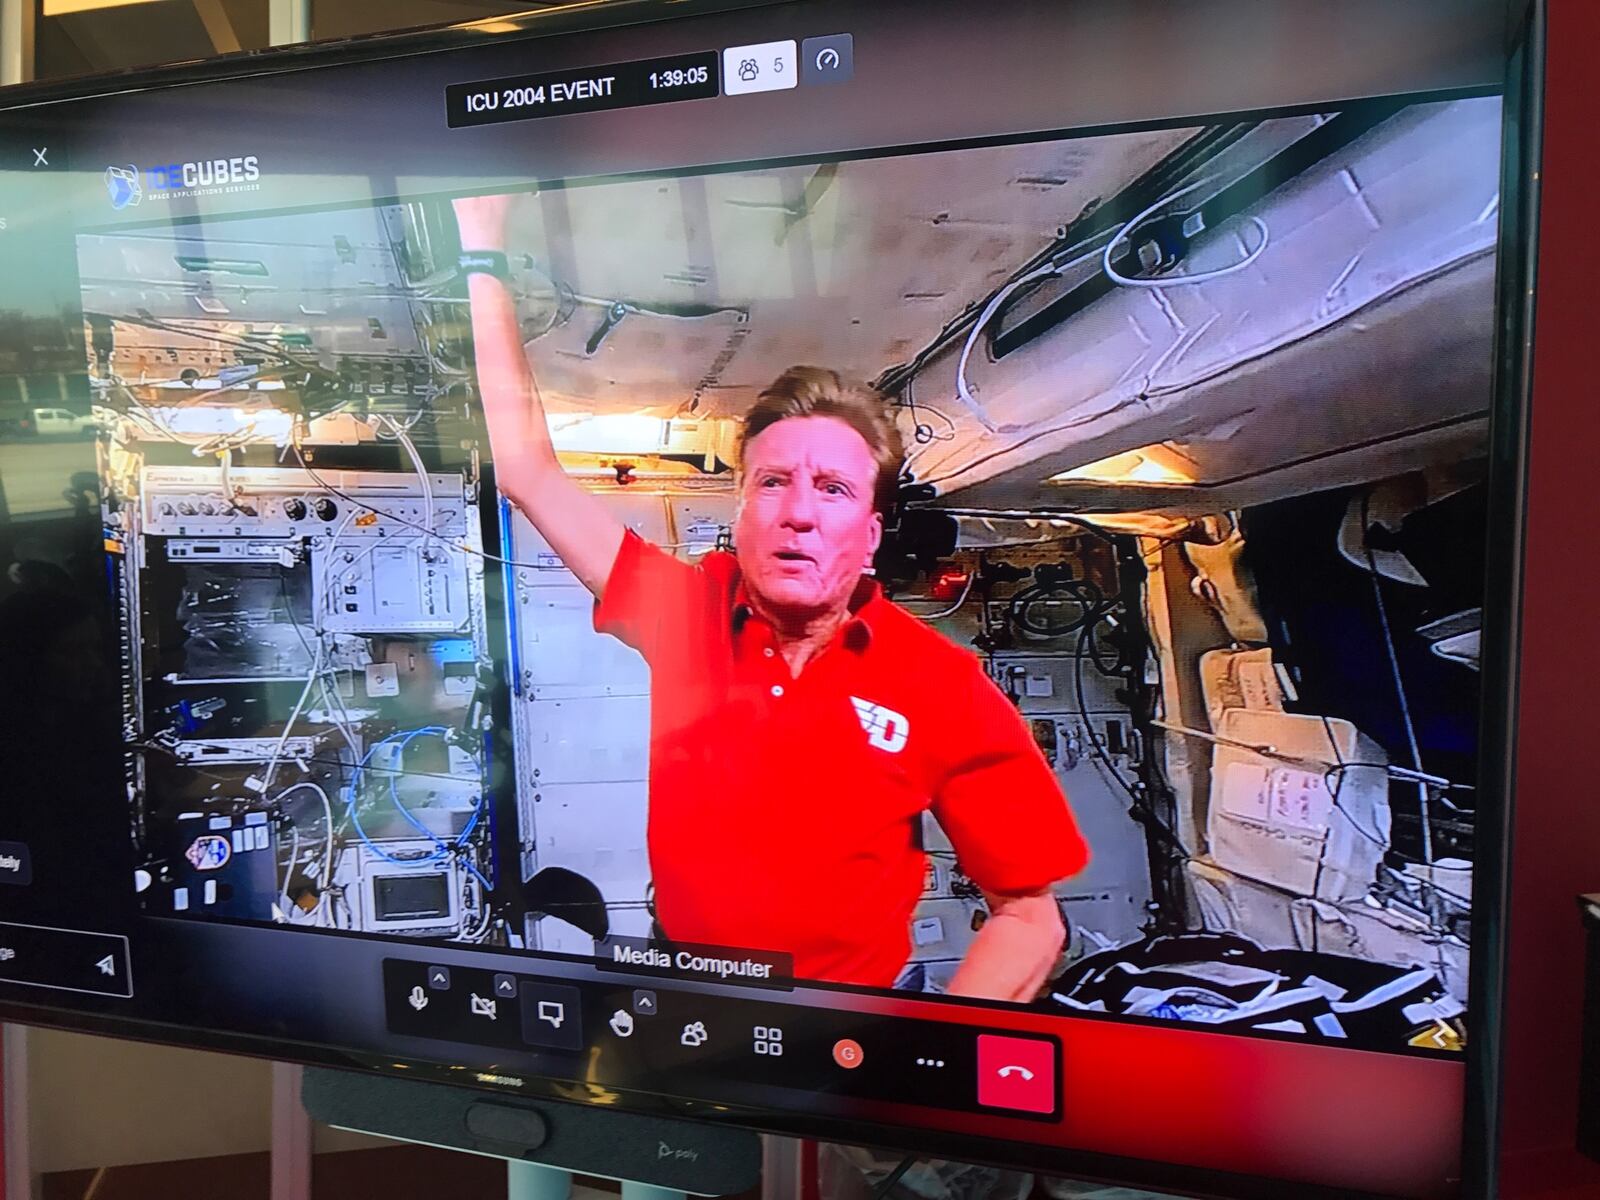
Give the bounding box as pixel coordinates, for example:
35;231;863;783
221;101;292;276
79;127;1201;419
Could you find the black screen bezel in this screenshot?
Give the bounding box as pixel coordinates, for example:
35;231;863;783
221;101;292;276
0;2;1538;1196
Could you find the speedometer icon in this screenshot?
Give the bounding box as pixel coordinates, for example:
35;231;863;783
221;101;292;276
800;34;852;86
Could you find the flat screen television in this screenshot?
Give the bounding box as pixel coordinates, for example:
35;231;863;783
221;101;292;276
0;1;1539;1196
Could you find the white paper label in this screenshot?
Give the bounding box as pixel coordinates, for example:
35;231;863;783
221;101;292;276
365;662;400;697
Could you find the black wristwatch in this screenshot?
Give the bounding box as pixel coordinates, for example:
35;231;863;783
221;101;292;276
458;249;511;281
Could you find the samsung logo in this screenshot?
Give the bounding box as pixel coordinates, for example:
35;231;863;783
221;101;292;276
107;155;262;209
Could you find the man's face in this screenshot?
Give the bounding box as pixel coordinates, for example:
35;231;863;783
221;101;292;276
734;415;883;621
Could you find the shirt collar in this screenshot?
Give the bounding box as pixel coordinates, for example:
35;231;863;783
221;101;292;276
731;575;881;651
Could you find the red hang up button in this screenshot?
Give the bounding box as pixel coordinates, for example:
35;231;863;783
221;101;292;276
976;1034;1057;1114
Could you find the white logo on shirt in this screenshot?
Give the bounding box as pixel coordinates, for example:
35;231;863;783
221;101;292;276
851;696;910;753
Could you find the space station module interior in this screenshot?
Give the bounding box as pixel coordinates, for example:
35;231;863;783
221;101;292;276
90;95;1490;1052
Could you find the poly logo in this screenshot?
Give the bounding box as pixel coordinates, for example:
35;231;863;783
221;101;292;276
851;697;909;753
104;164;141;210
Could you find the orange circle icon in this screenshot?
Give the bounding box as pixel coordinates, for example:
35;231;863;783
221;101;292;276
832;1038;864;1069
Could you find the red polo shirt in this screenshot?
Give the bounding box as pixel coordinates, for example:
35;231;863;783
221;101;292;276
594;531;1089;989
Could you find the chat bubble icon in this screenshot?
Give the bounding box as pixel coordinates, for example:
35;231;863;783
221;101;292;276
537;1000;566;1029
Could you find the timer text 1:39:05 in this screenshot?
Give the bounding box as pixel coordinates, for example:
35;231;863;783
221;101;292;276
650;66;710;88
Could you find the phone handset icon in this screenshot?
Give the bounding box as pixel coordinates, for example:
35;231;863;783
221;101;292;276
996;1064;1035;1081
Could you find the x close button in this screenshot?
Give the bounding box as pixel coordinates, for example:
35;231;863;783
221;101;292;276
976;1034;1057;1114
2;142;68;171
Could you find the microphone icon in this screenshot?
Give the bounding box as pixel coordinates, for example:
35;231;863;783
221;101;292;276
408;985;429;1012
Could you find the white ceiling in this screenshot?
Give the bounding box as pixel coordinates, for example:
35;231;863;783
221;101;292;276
504;130;1196;415
80;101;1502;518
78;126;1200;419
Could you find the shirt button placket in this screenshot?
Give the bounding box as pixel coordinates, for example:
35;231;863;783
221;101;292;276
759;635;783;697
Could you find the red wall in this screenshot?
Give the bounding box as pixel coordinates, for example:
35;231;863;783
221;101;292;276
1498;2;1600;1196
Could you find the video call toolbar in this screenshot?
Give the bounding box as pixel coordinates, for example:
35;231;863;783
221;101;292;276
383;959;1062;1120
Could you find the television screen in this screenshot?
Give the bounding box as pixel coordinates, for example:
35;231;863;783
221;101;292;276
0;1;1531;1195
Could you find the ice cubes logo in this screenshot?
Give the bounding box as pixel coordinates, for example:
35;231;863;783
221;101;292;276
104;164;142;211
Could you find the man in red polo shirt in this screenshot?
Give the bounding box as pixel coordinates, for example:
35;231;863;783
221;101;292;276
456;194;1089;1002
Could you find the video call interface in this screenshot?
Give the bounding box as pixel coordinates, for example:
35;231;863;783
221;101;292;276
56;85;1498;1065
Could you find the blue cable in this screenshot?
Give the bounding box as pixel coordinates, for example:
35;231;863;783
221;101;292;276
385;726;455;847
384;727;487;852
348;727;490;882
348;728;450;866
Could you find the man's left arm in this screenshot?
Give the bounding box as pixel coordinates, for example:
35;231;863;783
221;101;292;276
946;888;1064;1002
927;657;1090;1003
